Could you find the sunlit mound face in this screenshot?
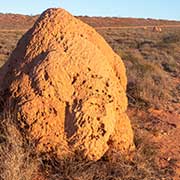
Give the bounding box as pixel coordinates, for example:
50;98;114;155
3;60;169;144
0;8;134;161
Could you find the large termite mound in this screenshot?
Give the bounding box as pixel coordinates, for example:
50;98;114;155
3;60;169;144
0;8;134;160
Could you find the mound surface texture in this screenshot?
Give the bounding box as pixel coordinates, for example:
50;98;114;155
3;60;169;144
0;8;134;160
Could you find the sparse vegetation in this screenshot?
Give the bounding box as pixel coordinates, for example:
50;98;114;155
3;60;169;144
0;30;24;67
98;27;180;111
0;15;180;179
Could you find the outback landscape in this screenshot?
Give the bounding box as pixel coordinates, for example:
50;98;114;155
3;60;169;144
0;10;180;180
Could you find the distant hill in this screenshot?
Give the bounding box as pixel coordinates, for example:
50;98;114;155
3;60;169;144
0;13;38;30
78;16;180;28
0;13;180;30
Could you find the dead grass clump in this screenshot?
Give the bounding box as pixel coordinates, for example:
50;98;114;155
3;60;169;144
162;33;180;44
0;112;40;180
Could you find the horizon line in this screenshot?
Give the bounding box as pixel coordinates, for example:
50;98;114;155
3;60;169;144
0;11;180;22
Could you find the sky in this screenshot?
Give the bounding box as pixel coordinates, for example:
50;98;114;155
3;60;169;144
0;0;180;20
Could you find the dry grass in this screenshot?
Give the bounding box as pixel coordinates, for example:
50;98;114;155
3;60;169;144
0;30;24;67
98;28;180;111
0;111;40;180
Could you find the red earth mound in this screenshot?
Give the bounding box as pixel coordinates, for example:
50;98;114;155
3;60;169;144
0;8;134;160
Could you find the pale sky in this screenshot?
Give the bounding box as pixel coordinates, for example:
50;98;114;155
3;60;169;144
0;0;179;20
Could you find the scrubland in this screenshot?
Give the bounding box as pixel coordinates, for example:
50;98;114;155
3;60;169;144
0;16;180;180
